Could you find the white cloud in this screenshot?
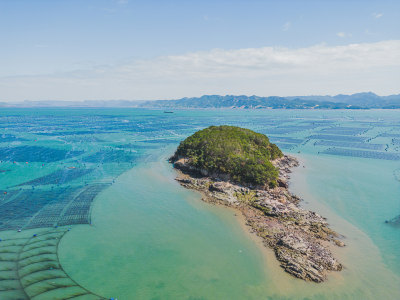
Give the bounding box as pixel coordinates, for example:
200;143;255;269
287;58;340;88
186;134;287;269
373;12;383;19
282;22;291;31
336;32;352;38
1;40;400;101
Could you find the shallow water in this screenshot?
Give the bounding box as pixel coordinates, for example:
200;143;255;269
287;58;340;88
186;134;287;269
1;108;400;299
60;156;271;299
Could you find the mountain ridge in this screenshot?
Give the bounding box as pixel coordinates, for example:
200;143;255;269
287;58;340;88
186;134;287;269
139;92;400;109
1;92;400;109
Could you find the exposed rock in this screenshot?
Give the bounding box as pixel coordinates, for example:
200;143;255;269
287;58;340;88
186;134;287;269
385;215;400;227
174;155;344;282
277;178;288;188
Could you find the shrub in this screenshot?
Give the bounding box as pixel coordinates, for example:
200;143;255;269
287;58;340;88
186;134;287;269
171;125;283;187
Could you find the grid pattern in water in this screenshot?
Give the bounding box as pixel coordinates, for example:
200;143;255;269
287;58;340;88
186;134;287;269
0;228;105;299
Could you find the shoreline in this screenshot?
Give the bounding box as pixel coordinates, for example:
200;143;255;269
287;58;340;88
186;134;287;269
173;155;345;282
57;152;400;299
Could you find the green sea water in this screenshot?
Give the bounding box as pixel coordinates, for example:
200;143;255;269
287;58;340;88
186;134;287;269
1;109;399;299
60;155;270;299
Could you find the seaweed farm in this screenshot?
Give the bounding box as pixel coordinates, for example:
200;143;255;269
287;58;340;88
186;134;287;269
0;228;104;299
322;148;400;160
0;146;83;163
15;168;94;187
308;134;366;142
314;140;385;150
1;108;400;299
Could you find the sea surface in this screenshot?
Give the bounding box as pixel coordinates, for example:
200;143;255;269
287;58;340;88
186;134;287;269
0;108;399;299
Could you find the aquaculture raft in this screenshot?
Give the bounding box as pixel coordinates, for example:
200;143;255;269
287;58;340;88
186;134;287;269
0;228;105;299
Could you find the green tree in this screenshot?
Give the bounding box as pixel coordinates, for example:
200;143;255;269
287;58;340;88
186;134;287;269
171;126;283;188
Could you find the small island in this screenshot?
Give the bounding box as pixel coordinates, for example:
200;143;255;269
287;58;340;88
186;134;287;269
170;125;344;282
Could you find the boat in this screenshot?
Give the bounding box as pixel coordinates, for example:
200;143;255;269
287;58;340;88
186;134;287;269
164;111;174;113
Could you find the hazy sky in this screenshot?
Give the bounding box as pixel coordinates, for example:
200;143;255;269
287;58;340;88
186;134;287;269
1;0;399;101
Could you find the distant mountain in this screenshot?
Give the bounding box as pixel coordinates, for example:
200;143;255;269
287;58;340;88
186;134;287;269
139;95;354;109
2;92;400;109
139;93;400;109
0;100;145;108
286;92;400;108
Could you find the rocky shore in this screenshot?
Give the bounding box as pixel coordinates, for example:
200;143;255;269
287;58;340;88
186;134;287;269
172;155;344;282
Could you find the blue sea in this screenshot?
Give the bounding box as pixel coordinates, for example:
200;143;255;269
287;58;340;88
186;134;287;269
0;108;399;299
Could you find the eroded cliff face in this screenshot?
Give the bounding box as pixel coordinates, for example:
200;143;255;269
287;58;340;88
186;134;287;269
173;155;344;282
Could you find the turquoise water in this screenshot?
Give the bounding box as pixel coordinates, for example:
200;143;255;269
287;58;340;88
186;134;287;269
60;157;269;299
0;109;399;299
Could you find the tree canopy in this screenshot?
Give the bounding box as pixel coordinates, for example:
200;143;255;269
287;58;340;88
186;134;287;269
171;125;283;187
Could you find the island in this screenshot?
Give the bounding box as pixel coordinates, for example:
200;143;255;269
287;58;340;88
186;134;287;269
170;125;344;282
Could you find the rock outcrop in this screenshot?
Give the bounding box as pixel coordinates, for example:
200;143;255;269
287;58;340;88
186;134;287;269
173;155;344;282
386;215;400;227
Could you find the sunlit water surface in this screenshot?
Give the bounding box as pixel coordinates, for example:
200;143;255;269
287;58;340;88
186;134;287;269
0;109;399;299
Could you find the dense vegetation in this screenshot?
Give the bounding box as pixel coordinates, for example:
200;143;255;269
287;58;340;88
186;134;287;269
171;126;283;187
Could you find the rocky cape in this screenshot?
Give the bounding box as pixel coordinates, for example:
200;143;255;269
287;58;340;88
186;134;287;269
171;155;345;282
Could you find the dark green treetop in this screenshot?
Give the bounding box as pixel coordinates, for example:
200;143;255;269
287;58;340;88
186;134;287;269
171;125;283;187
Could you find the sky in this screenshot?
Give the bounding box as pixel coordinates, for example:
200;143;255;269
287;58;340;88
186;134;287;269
0;0;399;101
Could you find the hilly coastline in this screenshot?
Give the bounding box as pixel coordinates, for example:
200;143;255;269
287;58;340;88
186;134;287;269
170;126;344;282
2;92;400;109
141;92;400;109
